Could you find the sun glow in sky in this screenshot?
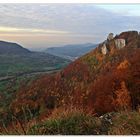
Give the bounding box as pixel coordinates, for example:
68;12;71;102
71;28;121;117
0;26;69;34
0;4;140;50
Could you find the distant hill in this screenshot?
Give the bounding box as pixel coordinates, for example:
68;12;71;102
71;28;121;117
46;43;97;60
0;41;71;77
0;41;31;54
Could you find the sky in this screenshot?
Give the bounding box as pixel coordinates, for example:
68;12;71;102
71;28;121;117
0;4;140;50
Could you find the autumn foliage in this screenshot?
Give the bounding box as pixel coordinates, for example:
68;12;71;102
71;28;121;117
1;31;140;129
114;81;131;110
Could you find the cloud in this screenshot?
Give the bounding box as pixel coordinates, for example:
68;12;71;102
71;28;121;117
97;5;140;16
0;4;139;48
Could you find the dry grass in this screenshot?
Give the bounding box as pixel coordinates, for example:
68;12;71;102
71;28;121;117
108;111;140;135
1;108;140;135
28;107;101;135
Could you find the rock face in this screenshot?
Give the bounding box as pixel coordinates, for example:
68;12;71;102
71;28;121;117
107;33;114;41
101;33;127;55
101;43;108;55
101;33;114;55
115;39;126;49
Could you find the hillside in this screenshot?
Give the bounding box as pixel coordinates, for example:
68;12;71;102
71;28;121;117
0;41;71;118
46;43;97;60
0;41;71;77
0;41;31;54
10;31;139;114
0;31;140;135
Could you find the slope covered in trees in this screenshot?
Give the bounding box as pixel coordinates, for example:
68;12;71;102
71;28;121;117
8;31;140;116
0;31;140;134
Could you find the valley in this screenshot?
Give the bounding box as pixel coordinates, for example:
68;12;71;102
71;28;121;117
0;41;71;117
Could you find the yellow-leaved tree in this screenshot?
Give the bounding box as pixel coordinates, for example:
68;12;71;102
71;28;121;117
114;81;132;111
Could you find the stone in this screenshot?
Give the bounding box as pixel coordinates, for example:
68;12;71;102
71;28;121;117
99;112;115;134
101;43;108;55
115;39;126;49
107;33;114;41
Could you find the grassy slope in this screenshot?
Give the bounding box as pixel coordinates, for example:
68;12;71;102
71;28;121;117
1;108;140;135
29;111;140;135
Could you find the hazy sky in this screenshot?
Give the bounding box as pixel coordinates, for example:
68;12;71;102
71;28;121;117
0;4;140;50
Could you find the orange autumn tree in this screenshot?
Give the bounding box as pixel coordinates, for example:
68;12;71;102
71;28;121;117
114;81;132;110
117;59;130;70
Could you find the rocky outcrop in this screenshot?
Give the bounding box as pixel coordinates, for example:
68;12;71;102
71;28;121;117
107;33;114;41
101;33;127;55
101;33;114;55
99;112;115;134
115;39;126;49
101;43;108;55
